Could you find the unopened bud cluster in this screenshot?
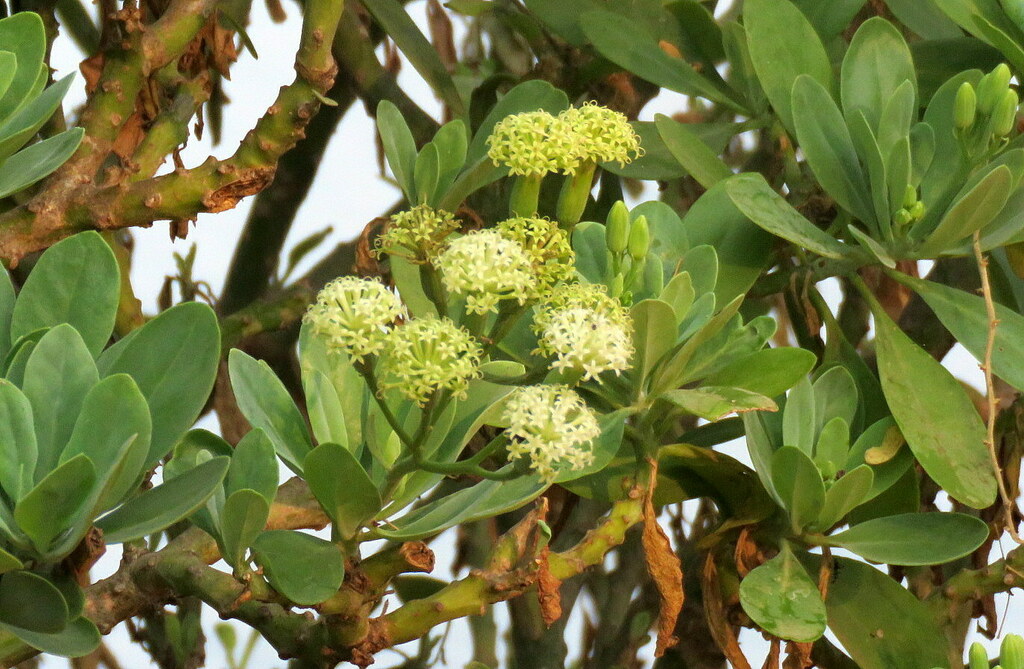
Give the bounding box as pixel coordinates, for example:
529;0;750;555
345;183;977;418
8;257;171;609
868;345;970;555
893;185;925;228
954;64;1018;142
605;201;652;299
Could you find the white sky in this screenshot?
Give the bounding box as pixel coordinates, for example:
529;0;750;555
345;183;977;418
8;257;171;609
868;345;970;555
38;2;1024;667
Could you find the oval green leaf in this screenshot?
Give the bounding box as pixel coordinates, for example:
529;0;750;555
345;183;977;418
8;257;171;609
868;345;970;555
251;530;344;606
739;544;826;642
824;512;988;565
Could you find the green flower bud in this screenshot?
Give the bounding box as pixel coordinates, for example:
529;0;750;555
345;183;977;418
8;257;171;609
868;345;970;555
970;642;990;669
627;215;650;261
1003;0;1024;32
1001;634;1024;669
908;200;925;220
606;201;630;255
978;64;1012;115
993;88;1020;137
955;82;977;129
903;184;918;208
894;208;912;227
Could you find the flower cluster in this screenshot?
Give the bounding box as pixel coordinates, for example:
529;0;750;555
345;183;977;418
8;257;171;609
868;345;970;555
560;102;644;167
534;283;634;380
503;384;600;482
486;104;642;177
496;217;574;295
303;277;403;361
375;205;460;260
377;317;483;404
435;229;537;314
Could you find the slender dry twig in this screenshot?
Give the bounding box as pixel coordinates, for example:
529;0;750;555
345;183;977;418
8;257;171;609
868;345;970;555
973;230;1022;544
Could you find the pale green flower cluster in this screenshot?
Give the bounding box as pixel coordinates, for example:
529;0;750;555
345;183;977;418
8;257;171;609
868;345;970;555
377;317;483;404
534;283;634;380
486;104;642;177
560;102;644;167
497;217;575;295
375;204;460;260
503;384;600;482
435;229;537;314
304;277;403;362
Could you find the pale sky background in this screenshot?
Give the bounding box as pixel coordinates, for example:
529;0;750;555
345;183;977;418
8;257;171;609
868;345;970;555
34;1;1024;667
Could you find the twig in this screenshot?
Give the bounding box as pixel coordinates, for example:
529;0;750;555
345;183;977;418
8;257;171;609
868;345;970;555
972;230;1022;544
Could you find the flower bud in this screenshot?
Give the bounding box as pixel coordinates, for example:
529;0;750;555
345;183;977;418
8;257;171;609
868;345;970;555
993;88;1020;137
893;208;912;227
902;184;918;208
908;201;925;220
970;642;990;669
1001;634;1024;669
628;215;650;261
606;201;630;255
955;82;978;129
978;64;1012;115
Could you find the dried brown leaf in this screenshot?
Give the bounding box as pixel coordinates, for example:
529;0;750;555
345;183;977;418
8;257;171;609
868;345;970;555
536;547;563;627
642;463;683;657
702;553;752;669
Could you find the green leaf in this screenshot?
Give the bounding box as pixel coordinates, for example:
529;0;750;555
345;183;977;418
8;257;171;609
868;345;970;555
413;142;440;205
376;100;418;200
11;232;119;357
791;0;868;37
813;417;851;476
883;0;960;39
15;454;95;555
813;465;874;531
703;347;817;398
361;0;464;114
680;181;773;305
0;616;100;658
816;555;948;668
744;0;833;133
251;530;344;606
97;301;220;465
783;377;815;455
226;429;278;503
0;571;68;633
304;442;381;540
219;489;270;569
0;269;14;361
918;165;1013;256
771;446;824;532
660;273;695;323
841;17;916;131
739;544;826;642
0;71;75;164
631;299;677;385
2;328;47;386
892;273;1024;391
228;349;313;474
59;374;150;512
580;10;743;110
0;547;22;574
662;386;777;422
0;379;36;501
812;365;859;436
725;174;851;259
654;114;732;188
823;512;988;565
0;128;83;198
22;324;97;481
96;456;229;543
431;119;468;200
871;300;996;508
792;75;874;225
0;13;46;122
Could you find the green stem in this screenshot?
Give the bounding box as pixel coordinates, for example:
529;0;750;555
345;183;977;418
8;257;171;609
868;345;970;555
556;160;597;226
510;174;543;217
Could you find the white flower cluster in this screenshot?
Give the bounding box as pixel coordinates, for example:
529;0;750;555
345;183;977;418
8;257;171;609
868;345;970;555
435;229;537;315
533;283;634;380
503;384;600;482
303;277;403;362
377;317;482;404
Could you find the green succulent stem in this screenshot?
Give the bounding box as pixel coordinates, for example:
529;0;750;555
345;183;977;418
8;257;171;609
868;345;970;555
510;174;543;217
556;160;597;227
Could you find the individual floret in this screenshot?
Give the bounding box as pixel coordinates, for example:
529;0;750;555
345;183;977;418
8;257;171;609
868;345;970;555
435;229;537;314
303;276;403;361
496;217;574;296
486;110;581;177
377;317;483;404
560;102;643;167
503;384;600;482
375;205;461;260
